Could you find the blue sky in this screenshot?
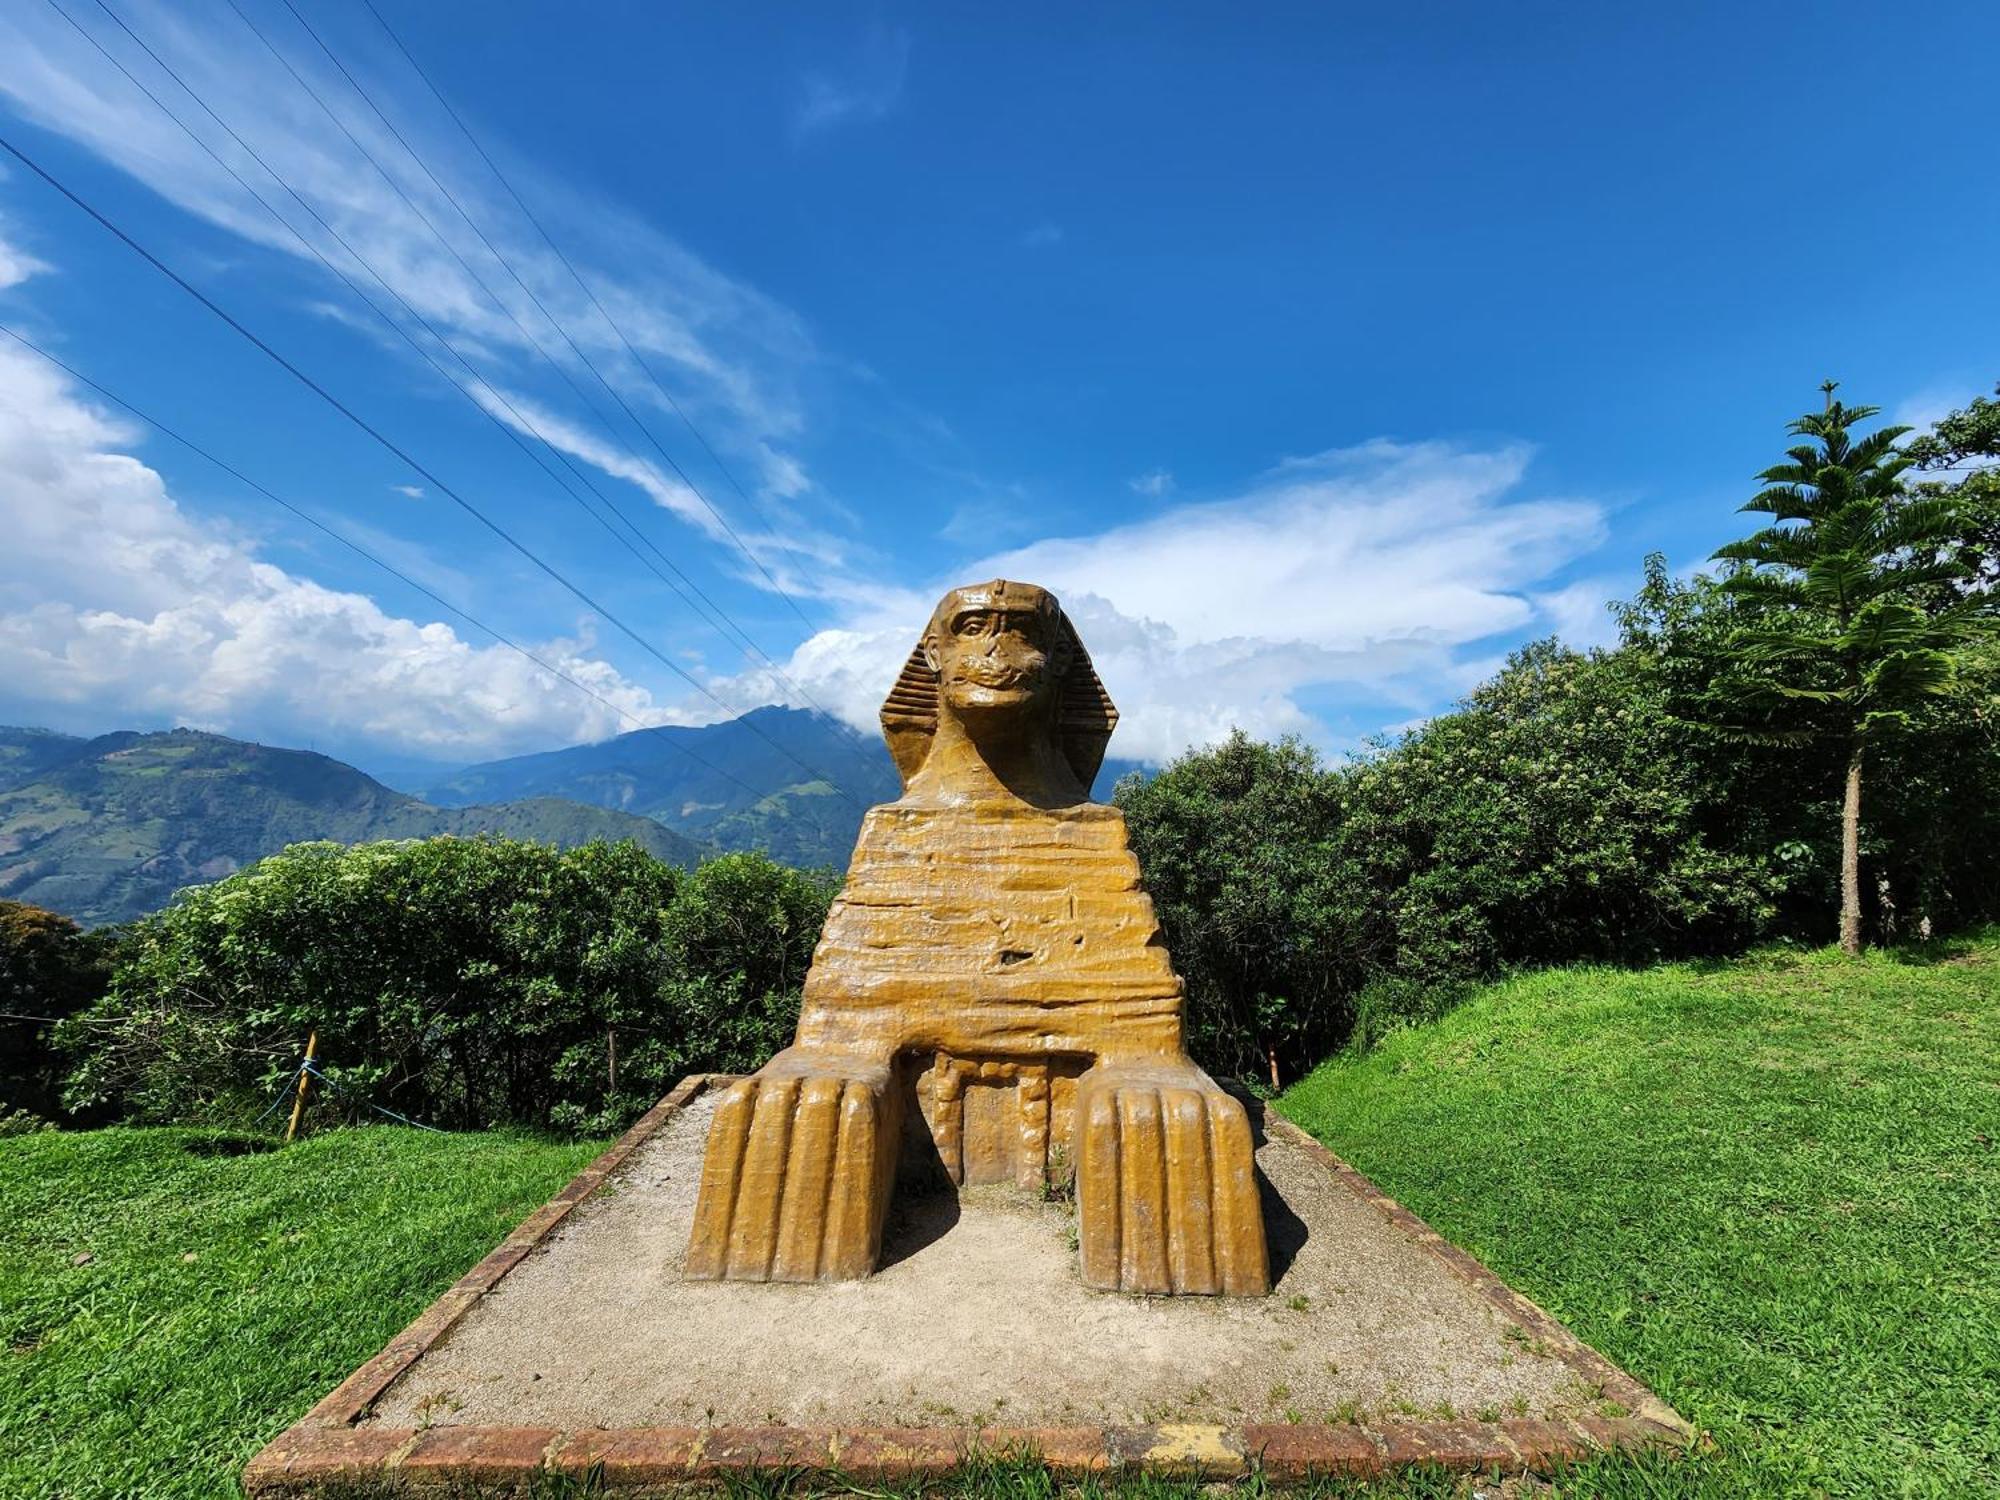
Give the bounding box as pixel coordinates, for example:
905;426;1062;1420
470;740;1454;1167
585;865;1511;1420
0;0;1994;778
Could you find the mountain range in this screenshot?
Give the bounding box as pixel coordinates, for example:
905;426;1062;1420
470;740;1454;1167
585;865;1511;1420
0;727;709;927
0;709;1146;927
414;706;903;871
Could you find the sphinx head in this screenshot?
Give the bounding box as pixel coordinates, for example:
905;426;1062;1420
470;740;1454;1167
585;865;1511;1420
922;580;1070;734
880;579;1118;800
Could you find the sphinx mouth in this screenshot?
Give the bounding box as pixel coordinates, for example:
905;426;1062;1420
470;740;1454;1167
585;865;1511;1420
957;662;1039;689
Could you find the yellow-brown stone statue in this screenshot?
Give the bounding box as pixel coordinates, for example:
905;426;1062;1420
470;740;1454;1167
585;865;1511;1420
686;580;1270;1296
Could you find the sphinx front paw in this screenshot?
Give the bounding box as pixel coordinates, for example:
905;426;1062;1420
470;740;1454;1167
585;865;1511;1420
684;1057;896;1283
1073;1067;1270;1296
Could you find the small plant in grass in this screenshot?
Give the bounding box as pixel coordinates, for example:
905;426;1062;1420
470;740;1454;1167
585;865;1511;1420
0;1104;55;1137
1041;1140;1075;1202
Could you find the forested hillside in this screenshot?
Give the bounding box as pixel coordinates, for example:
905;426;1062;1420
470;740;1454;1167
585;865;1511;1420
418;705;901;869
0;729;708;926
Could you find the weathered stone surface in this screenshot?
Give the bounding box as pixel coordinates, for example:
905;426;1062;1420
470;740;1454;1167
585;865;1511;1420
688;581;1269;1295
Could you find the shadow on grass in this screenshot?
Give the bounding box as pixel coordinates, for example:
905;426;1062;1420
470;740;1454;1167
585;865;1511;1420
179;1132;277;1157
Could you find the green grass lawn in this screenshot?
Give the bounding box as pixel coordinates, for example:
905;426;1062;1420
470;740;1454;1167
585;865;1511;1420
3;937;1994;1499
0;1125;604;1500
1282;931;2000;1498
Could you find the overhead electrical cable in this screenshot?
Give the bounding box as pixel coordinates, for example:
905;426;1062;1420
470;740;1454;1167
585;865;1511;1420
0;321;766;799
0;130;857;802
59;0;858;798
209;0;838;713
63;0;768;677
324;0;826;635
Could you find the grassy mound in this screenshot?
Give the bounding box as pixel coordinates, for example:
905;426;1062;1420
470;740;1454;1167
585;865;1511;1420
0;1124;603;1499
1282;931;2000;1497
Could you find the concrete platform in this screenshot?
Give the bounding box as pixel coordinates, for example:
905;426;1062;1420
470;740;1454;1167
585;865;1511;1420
246;1076;1687;1491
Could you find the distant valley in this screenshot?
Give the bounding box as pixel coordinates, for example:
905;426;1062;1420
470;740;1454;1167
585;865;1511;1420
414;705;903;872
0;709;1146;928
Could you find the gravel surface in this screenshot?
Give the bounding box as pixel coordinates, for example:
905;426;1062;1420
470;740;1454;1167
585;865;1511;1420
369;1091;1590;1430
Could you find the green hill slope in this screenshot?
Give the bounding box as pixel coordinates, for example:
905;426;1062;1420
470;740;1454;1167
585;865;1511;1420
420;705;903;869
0;728;709;926
1281;935;2000;1496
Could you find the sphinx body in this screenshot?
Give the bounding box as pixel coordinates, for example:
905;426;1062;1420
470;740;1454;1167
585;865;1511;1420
685;581;1270;1296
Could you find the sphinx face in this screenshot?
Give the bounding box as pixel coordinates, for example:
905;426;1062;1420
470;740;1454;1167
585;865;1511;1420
924;581;1066;731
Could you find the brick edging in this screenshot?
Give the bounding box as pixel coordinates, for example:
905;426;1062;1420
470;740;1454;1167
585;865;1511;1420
246;1414;1684;1491
245;1074;1690;1493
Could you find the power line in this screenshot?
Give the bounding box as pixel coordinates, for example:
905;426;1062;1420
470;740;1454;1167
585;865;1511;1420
0;320;766;801
62;0;756;674
57;0;857;796
334;0;827;636
0;131;858;803
206;0;838;718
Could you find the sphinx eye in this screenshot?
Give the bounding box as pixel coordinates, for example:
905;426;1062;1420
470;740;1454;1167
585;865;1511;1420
955;612;989;637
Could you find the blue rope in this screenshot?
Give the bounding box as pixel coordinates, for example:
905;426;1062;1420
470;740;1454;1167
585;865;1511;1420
251;1060;309;1127
300;1060;445;1134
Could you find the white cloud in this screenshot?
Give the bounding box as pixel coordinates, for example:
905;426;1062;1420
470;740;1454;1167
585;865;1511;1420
0;335;688;759
1529;576;1624;651
716;439;1611;764
390;483;423;499
792;26;910;139
0;221;48;289
1127;468;1174;498
1893;384;1977;438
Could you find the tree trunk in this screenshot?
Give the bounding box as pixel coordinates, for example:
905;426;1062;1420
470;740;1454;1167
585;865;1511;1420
1840;735;1865;956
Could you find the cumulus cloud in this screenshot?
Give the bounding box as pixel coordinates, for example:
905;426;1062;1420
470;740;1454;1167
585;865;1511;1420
714;439;1611;763
0;336;686;760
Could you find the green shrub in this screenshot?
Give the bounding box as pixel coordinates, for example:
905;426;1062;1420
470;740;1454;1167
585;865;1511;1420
0;900;117;1122
58;837;835;1134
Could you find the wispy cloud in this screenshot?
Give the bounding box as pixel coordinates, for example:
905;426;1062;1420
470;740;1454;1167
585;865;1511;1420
0;219;48;290
1021;222;1063;250
1894;382;1981;440
1127;468;1174;498
791;25;910;140
390;483;423;499
0;0;839;595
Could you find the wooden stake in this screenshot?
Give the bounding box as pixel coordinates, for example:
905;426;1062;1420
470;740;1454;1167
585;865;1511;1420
284;1030;318;1144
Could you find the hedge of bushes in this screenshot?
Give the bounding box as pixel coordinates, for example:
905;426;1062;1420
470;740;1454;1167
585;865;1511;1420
36;840;833;1135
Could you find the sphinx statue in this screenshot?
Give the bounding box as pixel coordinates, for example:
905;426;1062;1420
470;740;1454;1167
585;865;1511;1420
685;580;1270;1296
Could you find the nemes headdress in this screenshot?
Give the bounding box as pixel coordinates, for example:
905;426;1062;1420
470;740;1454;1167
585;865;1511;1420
878;579;1118;791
